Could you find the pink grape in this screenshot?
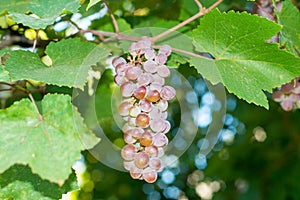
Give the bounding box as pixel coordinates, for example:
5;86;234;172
124;132;137;144
157;65;170;78
121;144;137;161
143;60;157;73
145;145;159;157
139;99;152;112
134;86;147;100
152;73;165;85
126;66;142;80
120;81;136;97
149;158;163;171
137;73;153;86
118;101;133;116
158;45;172;56
124;161;134;171
146;90;160;102
145;49;156;60
130;166;143;179
150;119;166;133
136;113;150;128
112;57;126;68
153;133;168;147
114;74;128;86
142;168;158;183
161;86;176;100
129;105;141;117
140;131;153;147
156;99;168;111
162;120;171;133
149;82;162;92
134;152;150;169
155;53;167;65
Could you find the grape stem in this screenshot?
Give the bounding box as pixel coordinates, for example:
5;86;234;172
102;0;119;33
31;29;39;52
150;0;223;42
29;93;44;121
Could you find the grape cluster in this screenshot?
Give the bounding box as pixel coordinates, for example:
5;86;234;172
272;77;300;111
112;38;176;183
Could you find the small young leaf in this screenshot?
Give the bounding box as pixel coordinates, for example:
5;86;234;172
190;9;300;108
5;38;109;89
0;94;100;184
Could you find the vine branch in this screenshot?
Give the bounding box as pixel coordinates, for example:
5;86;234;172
102;0;119;33
150;0;222;42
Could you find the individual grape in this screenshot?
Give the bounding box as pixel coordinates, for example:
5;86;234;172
149;107;162;119
120;81;136;97
149;158;163;171
118;101;133;116
156;99;168;111
129;42;138;56
139;99;152;112
124;161;134;171
128;117;137;126
145;145;159;157
157;65;170;78
161;111;168;119
140;131;153;147
129;105;141;117
137;73;153;86
136;113;150;128
142;168;158;183
155;53;167;65
158;44;172;56
161;86;176;100
124;132;137;144
143;60;157;73
134;86;147;100
114;73;128;86
153;133;169;147
150;119;166;133
134;152;150;169
126;66;142;80
149;82;162;92
112;57;127;68
121;144;137;161
130;166;143;179
152;73;165;85
162;120;171;134
127;127;144;139
280;100;293;111
146;90;160;103
145;49;156;60
115;63;130;74
157;147;165;157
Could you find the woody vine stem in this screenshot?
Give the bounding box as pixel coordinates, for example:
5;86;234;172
79;0;223;59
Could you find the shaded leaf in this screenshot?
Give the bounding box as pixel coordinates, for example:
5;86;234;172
86;0;102;11
276;0;300;55
0;94;100;184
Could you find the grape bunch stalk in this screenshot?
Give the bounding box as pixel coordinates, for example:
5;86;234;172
272;77;300;111
112;38;176;183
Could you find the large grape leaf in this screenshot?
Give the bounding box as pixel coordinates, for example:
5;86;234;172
8;0;80;29
0;94;100;184
276;0;300;54
0;181;53;200
0;66;10;82
0;0;33;13
0;165;77;199
190;9;300;108
5;38;109;89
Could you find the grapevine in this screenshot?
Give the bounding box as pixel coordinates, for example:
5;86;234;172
112;38;176;183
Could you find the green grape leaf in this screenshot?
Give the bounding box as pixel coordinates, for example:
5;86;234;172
276;0;300;54
0;94;100;184
0;181;53;200
0;66;10;82
190;9;300;108
0;165;77;199
9;0;80;29
5;38;109;89
0;0;32;13
86;0;102;11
